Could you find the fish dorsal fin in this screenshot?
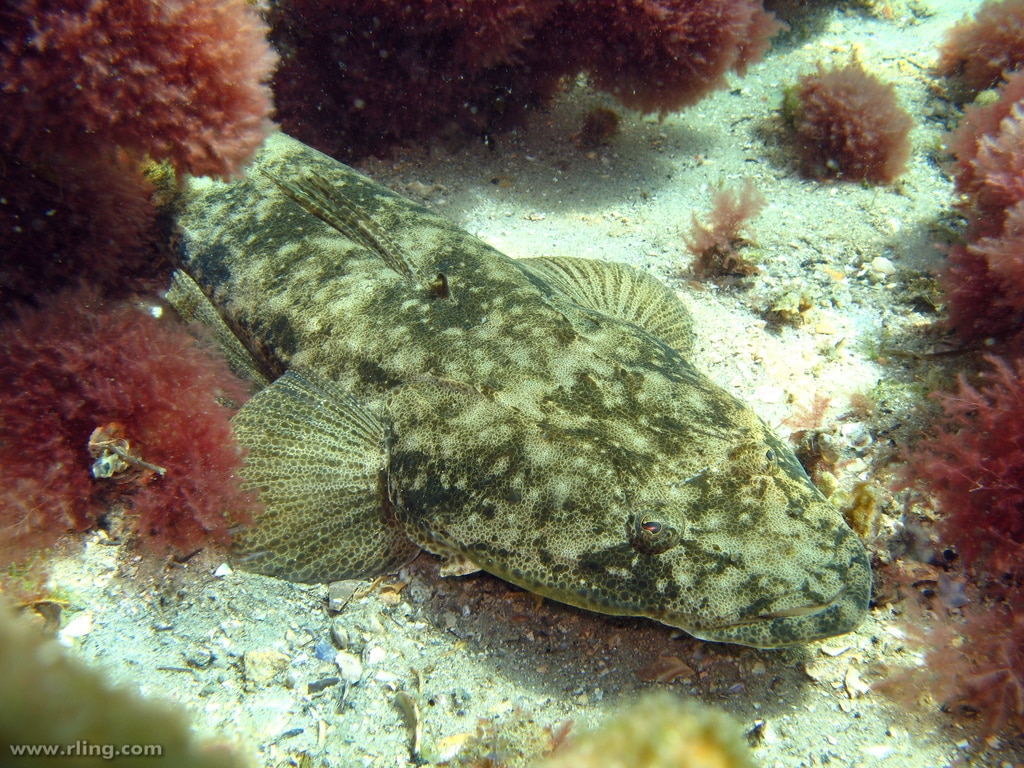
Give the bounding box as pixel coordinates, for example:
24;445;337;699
264;170;421;285
165;269;272;389
518;256;695;357
231;371;419;583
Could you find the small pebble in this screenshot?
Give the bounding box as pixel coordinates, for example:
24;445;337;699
866;256;897;284
435;733;471;763
841;422;872;450
59;613;93;645
330;617;350;649
328;580;362;612
243;649;291;686
365;645;387;665
863;745;894;758
844;666;870;698
308;676;341;694
314;638;335;662
183;648;213;669
871;256;896;275
334;650;364;684
814;319;836;335
213;562;233;578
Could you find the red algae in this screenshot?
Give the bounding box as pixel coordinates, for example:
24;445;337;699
942;76;1024;348
895;356;1024;731
1;0;276;178
1;0;278;314
685;179;765;279
909;356;1024;575
0;154;162;315
0;288;255;568
271;0;781;159
935;0;1024;97
787;61;913;184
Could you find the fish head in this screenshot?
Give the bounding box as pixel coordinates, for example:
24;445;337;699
617;416;872;648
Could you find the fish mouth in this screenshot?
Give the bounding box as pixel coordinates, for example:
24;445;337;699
744;584;849;623
693;558;872;648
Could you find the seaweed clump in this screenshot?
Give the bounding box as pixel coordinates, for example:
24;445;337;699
573;108;621;151
908;357;1024;581
271;0;783;159
941;73;1024;350
889;8;1024;732
784;60;913;183
0;0;277;310
901;356;1024;731
0;287;255;574
685;179;765;280
935;0;1024;96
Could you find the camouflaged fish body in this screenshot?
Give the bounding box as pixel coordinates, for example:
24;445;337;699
166;132;871;648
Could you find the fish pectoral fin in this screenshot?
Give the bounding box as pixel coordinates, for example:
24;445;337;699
517;256;695;357
231;371;419;583
165;270;272;389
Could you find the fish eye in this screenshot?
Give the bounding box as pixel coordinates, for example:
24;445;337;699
629;512;678;555
765;448;775;463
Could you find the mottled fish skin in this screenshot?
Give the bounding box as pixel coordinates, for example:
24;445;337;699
166;132;871;648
